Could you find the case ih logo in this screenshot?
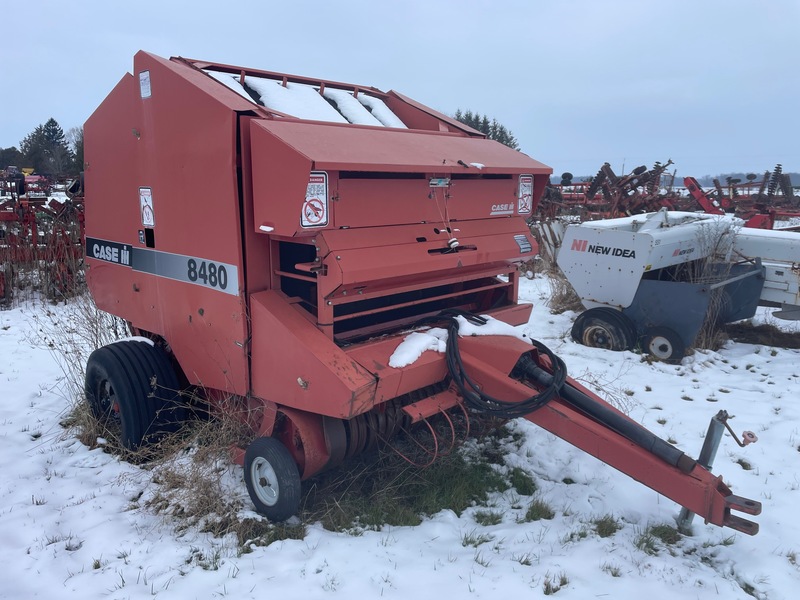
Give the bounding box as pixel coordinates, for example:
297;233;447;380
570;238;636;258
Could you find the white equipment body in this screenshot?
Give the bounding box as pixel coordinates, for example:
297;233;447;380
555;209;799;359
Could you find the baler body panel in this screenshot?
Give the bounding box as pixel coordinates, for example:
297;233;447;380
249;118;549;236
85;51;252;394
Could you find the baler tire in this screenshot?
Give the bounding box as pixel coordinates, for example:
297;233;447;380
123;340;185;433
244;437;301;522
641;326;685;362
84;341;182;451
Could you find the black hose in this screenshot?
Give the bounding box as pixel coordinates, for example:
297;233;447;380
437;309;566;419
433;309;696;474
521;361;696;474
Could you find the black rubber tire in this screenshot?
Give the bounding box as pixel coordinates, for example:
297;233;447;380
641;326;685;362
571;308;636;351
593;308;637;349
244;437;302;521
84;340;182;450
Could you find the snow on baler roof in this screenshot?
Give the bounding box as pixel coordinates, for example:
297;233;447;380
196;59;408;128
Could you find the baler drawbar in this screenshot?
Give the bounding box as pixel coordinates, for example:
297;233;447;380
82;51;760;533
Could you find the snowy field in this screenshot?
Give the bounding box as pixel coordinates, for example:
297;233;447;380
1;276;799;599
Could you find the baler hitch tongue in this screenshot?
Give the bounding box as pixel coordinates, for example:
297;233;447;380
723;495;762;535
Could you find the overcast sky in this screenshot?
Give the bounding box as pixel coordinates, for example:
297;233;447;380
3;0;798;179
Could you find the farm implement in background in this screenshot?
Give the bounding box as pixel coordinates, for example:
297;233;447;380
557;209;800;361
81;51;761;534
0;172;84;304
538;160;687;221
684;164;799;230
538;162;798;230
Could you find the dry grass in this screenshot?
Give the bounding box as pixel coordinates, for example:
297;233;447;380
527;220;584;315
545;268;584;315
29;291;128;451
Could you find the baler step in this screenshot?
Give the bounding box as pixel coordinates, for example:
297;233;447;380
401;390;461;424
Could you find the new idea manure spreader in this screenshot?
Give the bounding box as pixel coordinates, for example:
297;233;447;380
82;51;761;532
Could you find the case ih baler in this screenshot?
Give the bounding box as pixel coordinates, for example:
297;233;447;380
83;51;760;532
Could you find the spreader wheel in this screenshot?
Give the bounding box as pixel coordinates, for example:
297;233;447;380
641;326;685;362
84;340;183;451
571;308;636;351
244;437;301;521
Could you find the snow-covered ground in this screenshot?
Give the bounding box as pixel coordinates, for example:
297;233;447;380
1;277;799;599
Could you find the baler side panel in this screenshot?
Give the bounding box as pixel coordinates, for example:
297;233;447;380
250;290;377;418
238;115;273;295
382;91;482;135
85;73;164;333
85;52;251;394
249;120;315;237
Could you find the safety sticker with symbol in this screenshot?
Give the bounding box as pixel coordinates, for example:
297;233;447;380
518;175;533;214
139;187;155;227
301;172;328;228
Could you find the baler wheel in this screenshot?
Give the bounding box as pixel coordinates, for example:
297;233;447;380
244;437;301;521
571;308;635;351
641;326;685;362
84;341;182;451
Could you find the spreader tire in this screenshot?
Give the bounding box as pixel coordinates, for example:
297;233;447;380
84;341;182;450
641;326;685;362
244;437;301;521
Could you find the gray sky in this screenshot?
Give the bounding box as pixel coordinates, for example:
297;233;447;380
3;0;798;179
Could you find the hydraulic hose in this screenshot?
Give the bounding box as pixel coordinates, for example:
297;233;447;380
432;309;697;474
519;360;697;474
437;309;567;419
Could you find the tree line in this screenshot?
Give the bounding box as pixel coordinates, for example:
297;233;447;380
453;109;520;150
1;118;83;177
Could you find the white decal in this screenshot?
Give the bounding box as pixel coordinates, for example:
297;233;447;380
139;187;155;227
139;70;152;99
301;172;328;227
490;203;515;216
518;175;534;214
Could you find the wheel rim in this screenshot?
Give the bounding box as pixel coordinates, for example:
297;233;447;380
583;323;616;349
96;379;122;430
648;336;674;360
250;457;280;507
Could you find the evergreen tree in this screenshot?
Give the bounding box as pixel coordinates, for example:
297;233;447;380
67;126;84;174
19;118;74;176
453;109;520;150
0;146;23;170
